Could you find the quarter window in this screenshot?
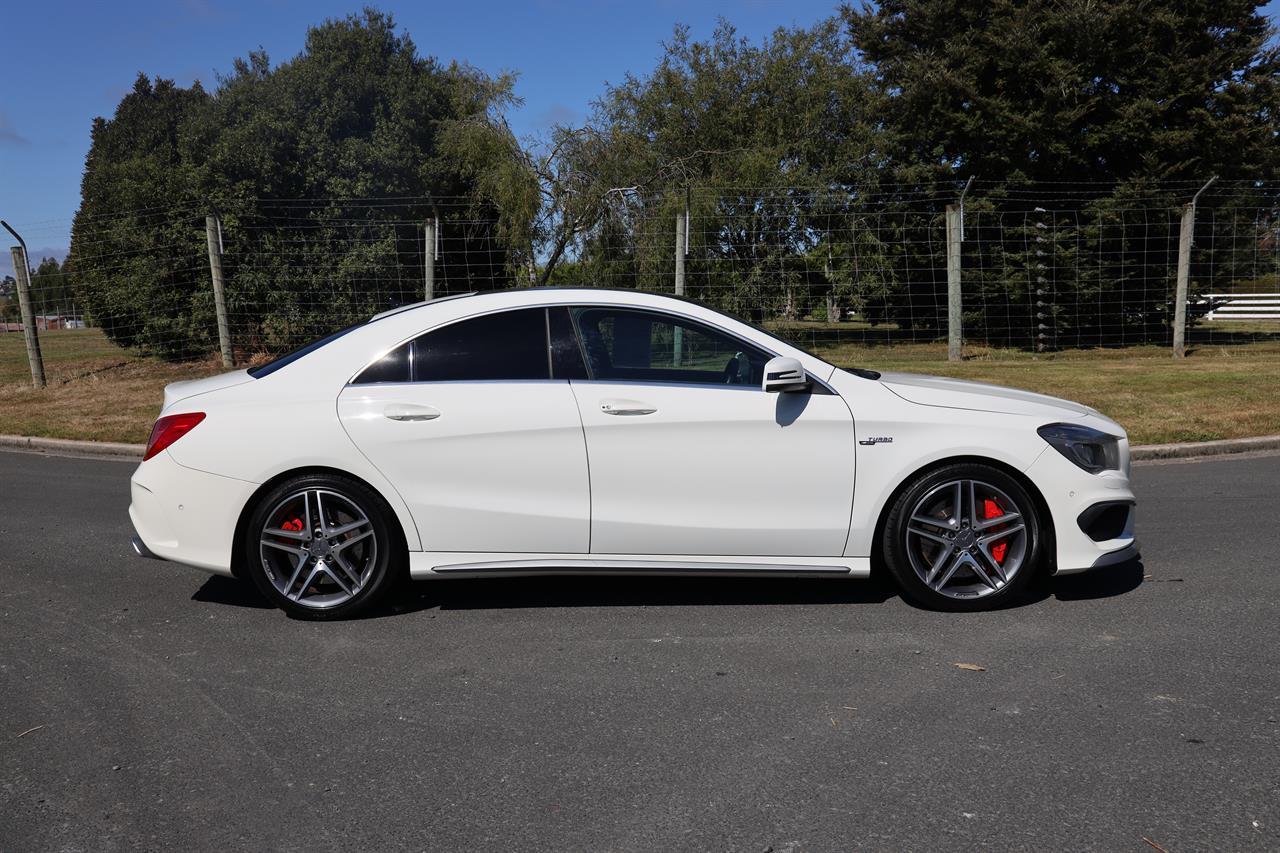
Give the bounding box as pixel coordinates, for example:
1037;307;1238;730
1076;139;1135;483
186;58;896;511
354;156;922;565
572;307;769;386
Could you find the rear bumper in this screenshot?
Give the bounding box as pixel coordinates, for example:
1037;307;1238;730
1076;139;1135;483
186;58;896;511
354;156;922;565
129;451;256;577
131;535;163;561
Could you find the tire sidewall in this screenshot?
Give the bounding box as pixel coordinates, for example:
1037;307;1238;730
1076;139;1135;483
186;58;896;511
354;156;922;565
883;463;1043;612
245;474;401;620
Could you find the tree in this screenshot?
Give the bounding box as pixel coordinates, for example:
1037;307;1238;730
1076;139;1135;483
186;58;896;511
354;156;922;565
70;9;519;358
843;0;1280;343
510;20;881;314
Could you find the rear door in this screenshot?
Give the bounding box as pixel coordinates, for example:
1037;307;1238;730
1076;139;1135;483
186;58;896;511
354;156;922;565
337;307;591;554
566;306;856;557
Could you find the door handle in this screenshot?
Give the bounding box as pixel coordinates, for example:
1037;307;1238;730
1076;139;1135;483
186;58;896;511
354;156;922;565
599;399;657;416
384;403;441;422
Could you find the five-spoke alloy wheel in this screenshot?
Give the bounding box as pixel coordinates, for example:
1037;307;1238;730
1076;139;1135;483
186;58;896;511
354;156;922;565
883;463;1042;611
245;474;402;619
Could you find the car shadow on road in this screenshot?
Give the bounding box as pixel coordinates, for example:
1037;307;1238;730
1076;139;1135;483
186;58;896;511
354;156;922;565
190;556;1145;618
191;575;275;609
1046;555;1146;602
379;573;901;616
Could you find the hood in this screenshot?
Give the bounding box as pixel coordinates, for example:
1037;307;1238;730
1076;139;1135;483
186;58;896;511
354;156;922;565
878;372;1093;419
162;369;253;410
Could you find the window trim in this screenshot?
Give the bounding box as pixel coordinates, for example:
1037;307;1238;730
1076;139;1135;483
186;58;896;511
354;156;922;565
347;305;558;387
566;304;834;394
346;301;833;394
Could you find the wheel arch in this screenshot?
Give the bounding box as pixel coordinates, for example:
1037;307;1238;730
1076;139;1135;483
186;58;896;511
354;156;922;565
869;454;1056;575
230;465;411;579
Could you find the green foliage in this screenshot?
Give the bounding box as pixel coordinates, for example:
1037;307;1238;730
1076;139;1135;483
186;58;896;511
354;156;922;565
70;9;518;358
67;3;1280;358
841;0;1280;342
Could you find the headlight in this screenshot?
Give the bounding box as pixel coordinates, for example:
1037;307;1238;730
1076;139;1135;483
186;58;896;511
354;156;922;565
1037;423;1121;474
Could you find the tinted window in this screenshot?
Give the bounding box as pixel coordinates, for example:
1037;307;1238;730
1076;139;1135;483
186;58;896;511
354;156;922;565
352;342;411;384
548;306;588;380
573;307;769;386
413;308;550;381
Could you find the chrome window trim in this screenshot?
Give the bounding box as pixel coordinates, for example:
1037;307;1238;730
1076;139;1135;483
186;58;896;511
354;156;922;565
346;300;836;395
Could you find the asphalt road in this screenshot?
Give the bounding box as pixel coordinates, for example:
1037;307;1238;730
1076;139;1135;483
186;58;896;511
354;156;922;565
1;451;1277;852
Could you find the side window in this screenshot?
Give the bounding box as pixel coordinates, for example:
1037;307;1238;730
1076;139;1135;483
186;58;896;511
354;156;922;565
414;308;549;381
352;308;550;384
353;341;411;384
572;307;770;387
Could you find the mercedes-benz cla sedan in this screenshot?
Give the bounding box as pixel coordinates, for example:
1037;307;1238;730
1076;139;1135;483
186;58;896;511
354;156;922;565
129;288;1137;618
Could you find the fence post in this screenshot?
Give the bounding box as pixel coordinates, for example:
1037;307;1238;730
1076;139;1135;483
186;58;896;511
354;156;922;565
674;208;686;297
9;246;45;388
673;203;688;365
205;215;233;368
1171;204;1195;359
1172;177;1216;359
424;216;436;300
945;203;963;362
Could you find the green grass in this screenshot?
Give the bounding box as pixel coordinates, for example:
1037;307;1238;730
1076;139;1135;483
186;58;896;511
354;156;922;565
2;328;1280;445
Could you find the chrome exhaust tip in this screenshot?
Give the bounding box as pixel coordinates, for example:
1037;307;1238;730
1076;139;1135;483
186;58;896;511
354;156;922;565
131;535;163;561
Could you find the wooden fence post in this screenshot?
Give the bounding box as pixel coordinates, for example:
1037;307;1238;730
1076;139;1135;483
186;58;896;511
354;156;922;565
9;245;45;388
205;215;233;368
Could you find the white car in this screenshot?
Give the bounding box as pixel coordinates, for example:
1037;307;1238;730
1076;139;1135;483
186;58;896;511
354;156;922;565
129;288;1137;618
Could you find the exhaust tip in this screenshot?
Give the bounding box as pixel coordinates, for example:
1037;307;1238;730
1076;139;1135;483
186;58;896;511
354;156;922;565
131;535;163;561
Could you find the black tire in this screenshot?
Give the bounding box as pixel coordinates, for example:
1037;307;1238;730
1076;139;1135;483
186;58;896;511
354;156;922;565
244;473;404;620
882;462;1044;612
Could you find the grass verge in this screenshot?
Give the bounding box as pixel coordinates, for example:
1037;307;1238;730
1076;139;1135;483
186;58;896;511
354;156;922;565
2;328;1280;446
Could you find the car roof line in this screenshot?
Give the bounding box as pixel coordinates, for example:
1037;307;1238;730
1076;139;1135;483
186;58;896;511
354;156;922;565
369;291;479;321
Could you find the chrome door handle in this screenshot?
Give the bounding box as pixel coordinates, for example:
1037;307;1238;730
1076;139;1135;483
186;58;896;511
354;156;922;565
600;399;657;416
384;403;441;422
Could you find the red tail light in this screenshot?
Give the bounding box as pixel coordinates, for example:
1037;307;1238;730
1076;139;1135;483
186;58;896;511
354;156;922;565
143;413;206;461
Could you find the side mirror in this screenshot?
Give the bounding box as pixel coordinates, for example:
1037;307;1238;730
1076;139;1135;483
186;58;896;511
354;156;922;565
762;356;808;393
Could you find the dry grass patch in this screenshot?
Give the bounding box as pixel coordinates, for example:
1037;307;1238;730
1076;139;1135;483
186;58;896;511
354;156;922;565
813;340;1280;444
2;328;1280;446
0;330;223;444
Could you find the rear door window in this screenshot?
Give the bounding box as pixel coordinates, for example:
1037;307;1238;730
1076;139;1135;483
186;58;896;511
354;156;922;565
352;307;553;384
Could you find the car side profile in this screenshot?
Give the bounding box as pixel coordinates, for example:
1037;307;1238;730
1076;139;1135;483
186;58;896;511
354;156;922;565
129;288;1137;618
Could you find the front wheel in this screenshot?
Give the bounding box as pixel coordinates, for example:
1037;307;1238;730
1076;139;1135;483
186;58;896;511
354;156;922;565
245;473;403;620
882;463;1043;612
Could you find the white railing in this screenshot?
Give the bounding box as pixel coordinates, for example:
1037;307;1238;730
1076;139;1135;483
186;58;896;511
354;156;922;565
1201;294;1280;321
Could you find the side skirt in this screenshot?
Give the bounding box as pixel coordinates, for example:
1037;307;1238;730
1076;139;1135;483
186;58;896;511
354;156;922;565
408;553;871;580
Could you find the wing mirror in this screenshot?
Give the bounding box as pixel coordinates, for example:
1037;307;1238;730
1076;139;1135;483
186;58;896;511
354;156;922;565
762;356;809;393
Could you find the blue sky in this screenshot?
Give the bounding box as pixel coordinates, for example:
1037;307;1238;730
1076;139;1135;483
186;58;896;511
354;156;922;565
1;0;1277;276
0;0;839;275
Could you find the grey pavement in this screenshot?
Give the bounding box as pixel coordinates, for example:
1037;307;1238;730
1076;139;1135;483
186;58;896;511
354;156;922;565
1;451;1277;851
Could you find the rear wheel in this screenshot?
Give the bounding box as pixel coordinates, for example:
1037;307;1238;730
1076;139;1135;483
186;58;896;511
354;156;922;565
882;463;1042;611
245;473;402;619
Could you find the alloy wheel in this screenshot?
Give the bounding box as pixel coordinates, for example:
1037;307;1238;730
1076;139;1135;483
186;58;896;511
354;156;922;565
904;479;1029;600
258;489;378;609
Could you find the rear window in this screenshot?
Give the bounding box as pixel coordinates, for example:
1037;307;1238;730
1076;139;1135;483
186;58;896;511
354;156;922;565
247;323;365;379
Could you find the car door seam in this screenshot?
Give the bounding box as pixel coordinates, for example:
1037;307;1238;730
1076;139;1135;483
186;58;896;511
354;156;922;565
566;379;594;554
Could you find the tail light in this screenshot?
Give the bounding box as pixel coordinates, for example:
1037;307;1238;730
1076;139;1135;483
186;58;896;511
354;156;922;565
143;413;206;461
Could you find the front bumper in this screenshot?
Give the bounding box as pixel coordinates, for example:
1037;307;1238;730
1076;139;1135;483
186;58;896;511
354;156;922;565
129;451;257;577
1025;444;1138;575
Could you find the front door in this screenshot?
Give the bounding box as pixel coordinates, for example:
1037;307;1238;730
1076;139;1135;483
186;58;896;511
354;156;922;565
567;306;855;557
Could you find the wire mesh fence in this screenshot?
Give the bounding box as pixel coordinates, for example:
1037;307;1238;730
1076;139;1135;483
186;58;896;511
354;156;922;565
3;182;1278;371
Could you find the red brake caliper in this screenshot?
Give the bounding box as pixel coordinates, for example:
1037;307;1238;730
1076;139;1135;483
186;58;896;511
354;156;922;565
982;498;1008;564
281;517;304;532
